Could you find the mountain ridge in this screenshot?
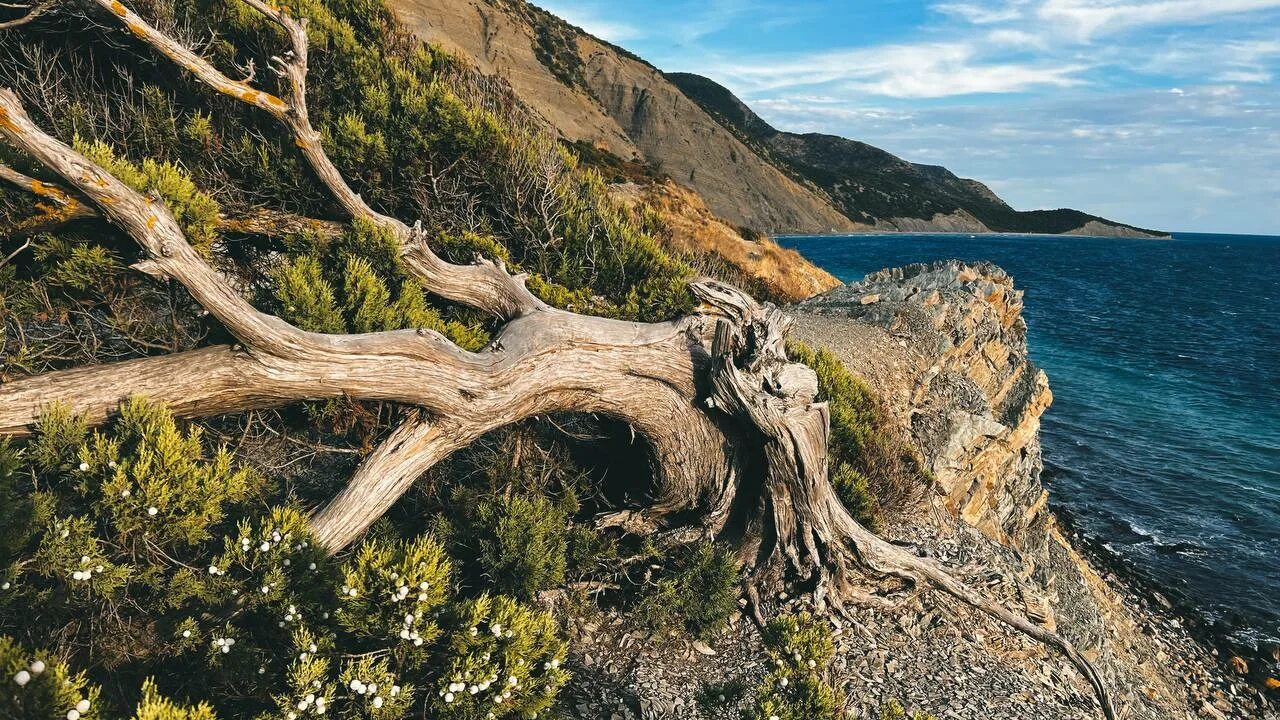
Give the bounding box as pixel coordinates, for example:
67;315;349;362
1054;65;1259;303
387;0;1165;240
665;72;1166;237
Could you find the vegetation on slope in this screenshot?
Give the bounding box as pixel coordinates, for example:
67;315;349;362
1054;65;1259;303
0;0;937;717
789;341;929;530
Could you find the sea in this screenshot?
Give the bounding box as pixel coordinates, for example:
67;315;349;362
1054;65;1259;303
778;232;1280;653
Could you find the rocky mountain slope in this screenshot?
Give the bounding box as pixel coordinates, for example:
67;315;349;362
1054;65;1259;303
387;0;1163;239
667;73;1166;237
390;0;859;236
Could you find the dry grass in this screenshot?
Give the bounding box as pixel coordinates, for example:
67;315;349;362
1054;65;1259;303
612;179;841;302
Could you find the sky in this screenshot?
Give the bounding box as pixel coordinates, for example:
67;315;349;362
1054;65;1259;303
535;0;1280;235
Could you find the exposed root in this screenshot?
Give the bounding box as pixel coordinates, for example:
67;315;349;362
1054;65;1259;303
696;279;1116;720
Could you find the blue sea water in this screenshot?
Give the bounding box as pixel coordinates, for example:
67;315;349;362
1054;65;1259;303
778;232;1280;649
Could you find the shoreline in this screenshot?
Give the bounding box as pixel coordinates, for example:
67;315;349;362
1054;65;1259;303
1050;502;1279;688
772;230;1175;241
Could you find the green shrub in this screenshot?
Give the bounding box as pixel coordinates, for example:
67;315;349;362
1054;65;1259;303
1;635;101;720
130;679;218;720
748;612;841;720
637;540;740;640
761;611;835;671
1;398;569;719
750;671;840;720
337;533;452;648
75;138;220;256
472;494;568;601
831;464;881;533
28;402;88;474
0;439;45;572
429;593;569;718
271;222;490;350
788;341;927;529
273;254;345;334
81;396;260;551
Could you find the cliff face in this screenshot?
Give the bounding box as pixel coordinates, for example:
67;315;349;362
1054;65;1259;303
797;261;1053;550
787;261;1260;720
572;34;860;235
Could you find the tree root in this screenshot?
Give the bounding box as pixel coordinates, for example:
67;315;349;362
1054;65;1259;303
0;5;1115;717
696;280;1116;720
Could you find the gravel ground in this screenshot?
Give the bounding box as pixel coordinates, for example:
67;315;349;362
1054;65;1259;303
555;512;1276;720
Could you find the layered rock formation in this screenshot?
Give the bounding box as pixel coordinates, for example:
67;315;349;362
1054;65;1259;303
796;261;1053;551
787;261;1267;719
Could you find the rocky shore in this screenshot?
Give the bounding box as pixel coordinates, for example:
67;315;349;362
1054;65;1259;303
555;260;1275;719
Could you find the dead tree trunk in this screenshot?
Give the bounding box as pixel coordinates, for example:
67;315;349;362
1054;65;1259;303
0;3;1112;717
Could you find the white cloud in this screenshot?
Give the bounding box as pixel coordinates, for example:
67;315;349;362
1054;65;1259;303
933;1;1030;23
712;42;1087;98
1217;70;1273;83
986;28;1050;47
535;2;643;42
1037;0;1280;41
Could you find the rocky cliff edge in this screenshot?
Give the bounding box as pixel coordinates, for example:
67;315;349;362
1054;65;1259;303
547;261;1267;720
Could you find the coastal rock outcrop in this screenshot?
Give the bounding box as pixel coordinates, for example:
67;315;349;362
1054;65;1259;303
785;261;1268;720
552;259;1263;719
797;260;1053;553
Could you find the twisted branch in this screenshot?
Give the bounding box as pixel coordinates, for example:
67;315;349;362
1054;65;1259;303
86;0;545;320
0;161;344;238
0;0;52;30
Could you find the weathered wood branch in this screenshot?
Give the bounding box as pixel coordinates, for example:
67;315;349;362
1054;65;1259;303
216;207;344;240
0;163;344;238
0;0;51;30
86;0;545;320
0;160;97;233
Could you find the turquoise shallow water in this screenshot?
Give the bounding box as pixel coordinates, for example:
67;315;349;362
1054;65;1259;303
779;232;1280;649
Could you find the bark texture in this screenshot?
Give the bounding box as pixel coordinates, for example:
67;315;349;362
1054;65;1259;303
0;4;1114;717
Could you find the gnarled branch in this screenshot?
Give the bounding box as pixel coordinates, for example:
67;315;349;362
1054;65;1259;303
86;0;545;320
0;0;52;30
0;162;344;238
0;84;734;550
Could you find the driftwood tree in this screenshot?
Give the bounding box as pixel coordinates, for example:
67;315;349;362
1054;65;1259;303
0;2;1114;717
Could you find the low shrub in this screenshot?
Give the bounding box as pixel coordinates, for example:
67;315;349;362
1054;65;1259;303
473;493;568;601
788;341;928;529
0;400;569;719
637;540;740;640
1;635;101;720
76;139;220;257
748;612;841;720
